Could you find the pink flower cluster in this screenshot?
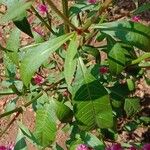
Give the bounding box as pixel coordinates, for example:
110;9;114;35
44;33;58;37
87;0;97;4
76;144;90;150
37;4;48;14
0;144;14;150
33;74;44;85
99;66;109;74
131;16;141;22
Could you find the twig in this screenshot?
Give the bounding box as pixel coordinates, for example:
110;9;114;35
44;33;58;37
0;92;43;119
131;53;150;65
0;111;20;138
45;0;77;31
31;6;56;35
82;0;112;31
62;0;70;33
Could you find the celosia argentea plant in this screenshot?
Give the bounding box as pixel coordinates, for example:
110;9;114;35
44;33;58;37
0;0;150;149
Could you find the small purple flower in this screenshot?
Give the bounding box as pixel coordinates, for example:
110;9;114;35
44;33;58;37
143;143;150;150
37;4;48;14
76;144;90;150
131;16;141;22
87;0;97;4
106;143;122;150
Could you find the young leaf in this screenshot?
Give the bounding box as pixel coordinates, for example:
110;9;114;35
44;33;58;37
80;132;105;150
72;58;113;130
133;3;150;15
94;21;150;52
6;28;20;65
64;33;78;87
14;129;27;150
18;122;39;147
49;98;73;123
34;104;57;147
0;1;32;24
1;0;33;37
124;98;140;117
20;33;74;86
108;43;126;75
5;97;18;112
14;17;33;38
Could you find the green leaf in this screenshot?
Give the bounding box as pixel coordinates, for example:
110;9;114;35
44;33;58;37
108;43;126;75
0;88;15;95
5;97;17;112
94;21;150;51
127;78;135;91
109;83;130;116
14;17;33;38
49;99;73;123
33;31;44;43
20;33;74;86
34;104;57;147
14;129;27;150
18;122;39;147
72;58;113;130
52;143;64;150
80;132;105;150
0;1;32;24
64;33;78;87
124;98;140;117
139;116;150;125
133;3;150;15
6;28;20;65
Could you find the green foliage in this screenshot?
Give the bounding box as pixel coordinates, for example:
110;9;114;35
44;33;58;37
133;3;150;15
72;58;113;130
80;132;105;150
64;33;78;87
14;129;27;150
124;98;141;117
0;0;149;149
108;43;126;75
94;21;150;51
34;104;57;147
6;28;20;65
0;1;32;24
20;33;74;86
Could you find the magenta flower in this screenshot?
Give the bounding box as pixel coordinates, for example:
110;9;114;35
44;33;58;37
0;146;7;150
87;0;97;4
143;143;150;150
106;143;122;150
76;144;90;150
131;16;141;22
37;4;48;14
99;66;109;74
0;144;14;150
33;74;44;85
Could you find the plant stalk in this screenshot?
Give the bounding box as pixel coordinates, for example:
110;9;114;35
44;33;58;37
45;0;77;31
131;53;150;65
82;0;112;31
0;92;43;119
31;6;56;35
62;0;70;33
